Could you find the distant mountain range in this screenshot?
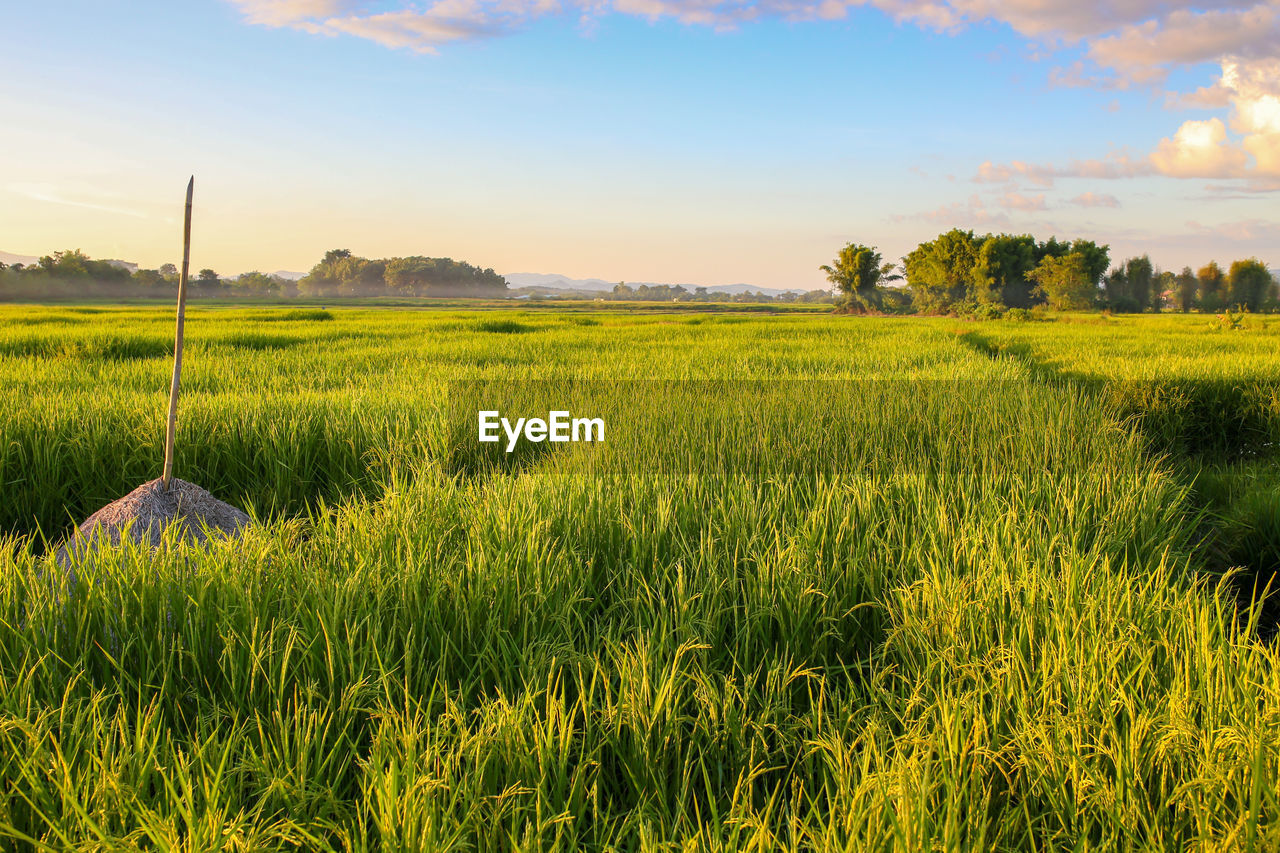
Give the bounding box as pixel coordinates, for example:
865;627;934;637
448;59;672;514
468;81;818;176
0;250;38;267
501;272;802;296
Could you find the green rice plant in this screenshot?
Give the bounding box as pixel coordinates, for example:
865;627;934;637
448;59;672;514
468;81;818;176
964;313;1280;457
250;309;335;322
0;305;1277;849
475;320;538;334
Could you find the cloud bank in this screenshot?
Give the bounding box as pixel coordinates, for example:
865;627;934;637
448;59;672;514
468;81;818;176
977;56;1280;189
1068;192;1121;208
226;0;1278;60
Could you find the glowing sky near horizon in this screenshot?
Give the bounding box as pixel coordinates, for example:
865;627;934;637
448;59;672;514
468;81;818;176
1;0;1277;288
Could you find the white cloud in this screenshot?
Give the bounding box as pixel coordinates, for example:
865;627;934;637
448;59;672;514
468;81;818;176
1069;192;1121;207
893;194;1012;226
229;0;560;48
1151;117;1249;177
973;153;1150;188
998;191;1046;211
1221;58;1280;177
608;0;857;25
225;0;1280;60
975;160;1055;187
225;0;1280;91
1153;57;1280;182
1201;178;1280;194
1186;217;1280;242
227;0;870;47
982;5;1279;191
1086;3;1278;78
978;55;1280;191
228;0;358;27
317;6;524;51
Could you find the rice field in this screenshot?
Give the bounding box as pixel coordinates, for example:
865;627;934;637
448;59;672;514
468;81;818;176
962;313;1280;605
1;303;1278;850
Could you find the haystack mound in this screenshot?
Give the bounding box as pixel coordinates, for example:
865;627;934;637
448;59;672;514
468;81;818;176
57;478;249;567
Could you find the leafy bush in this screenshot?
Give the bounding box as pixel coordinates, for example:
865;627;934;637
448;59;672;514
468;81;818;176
954;299;1006;320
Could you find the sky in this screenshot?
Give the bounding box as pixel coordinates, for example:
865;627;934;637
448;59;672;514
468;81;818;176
1;0;1277;289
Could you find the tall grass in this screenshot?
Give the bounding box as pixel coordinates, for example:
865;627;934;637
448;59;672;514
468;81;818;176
0;307;1005;539
962;312;1280;625
0;305;1277;849
962;314;1280;456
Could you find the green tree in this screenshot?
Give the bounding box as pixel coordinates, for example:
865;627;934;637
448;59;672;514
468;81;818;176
1105;256;1155;313
1198;261;1225;311
38;249;90;277
1175;267;1197;312
1103;267;1130;312
1028;252;1094;311
196;269;220;288
132;268;167;289
820;242;899;311
35;249;129;281
974;234;1037;308
384;257;432;295
335;258;385;297
1154;270;1175;311
1126;255;1154;312
306;251;506;298
1068;239;1111;289
1036;236;1071;263
905;228;981;312
234;271;281;296
301;249;361;295
1227;258;1272;312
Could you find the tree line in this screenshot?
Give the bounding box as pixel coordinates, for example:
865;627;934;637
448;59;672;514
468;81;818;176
0;248;826;305
0;250;300;299
0;248;509;300
824;229;1278;315
298;249;508;298
4;242;1272;313
587;283;831;304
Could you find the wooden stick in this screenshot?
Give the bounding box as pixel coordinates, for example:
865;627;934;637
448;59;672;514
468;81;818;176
162;177;194;490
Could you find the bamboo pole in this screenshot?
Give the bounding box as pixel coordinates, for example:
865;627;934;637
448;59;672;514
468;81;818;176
162;177;194;490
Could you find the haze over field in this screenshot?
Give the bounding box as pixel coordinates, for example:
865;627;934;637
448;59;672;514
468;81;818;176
1;0;1277;287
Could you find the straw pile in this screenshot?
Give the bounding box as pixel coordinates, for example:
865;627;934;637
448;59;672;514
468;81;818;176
57;478;249;567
